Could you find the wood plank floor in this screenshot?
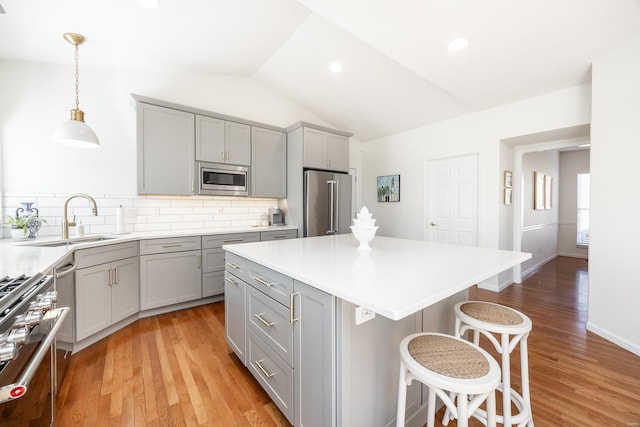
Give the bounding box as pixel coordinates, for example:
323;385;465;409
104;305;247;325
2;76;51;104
56;257;640;426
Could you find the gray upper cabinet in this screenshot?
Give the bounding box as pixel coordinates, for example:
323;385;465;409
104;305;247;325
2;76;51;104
302;127;349;172
196;115;251;166
251;126;286;198
137;102;195;195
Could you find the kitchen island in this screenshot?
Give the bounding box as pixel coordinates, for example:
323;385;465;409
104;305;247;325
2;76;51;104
223;234;530;427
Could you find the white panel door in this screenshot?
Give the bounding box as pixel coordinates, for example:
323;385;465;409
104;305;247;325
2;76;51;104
428;154;478;246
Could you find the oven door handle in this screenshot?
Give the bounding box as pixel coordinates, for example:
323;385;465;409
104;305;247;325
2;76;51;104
0;307;70;403
54;263;76;279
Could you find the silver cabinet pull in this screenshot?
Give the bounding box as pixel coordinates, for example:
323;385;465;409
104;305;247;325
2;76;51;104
108;269;113;286
225;276;238;285
254;277;272;288
223;239;244;243
114;268;119;285
226;262;240;270
290;292;300;324
254;313;274;327
162;243;183;248
255;359;275;378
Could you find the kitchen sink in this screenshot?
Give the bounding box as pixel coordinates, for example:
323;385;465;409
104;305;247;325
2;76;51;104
21;235;119;247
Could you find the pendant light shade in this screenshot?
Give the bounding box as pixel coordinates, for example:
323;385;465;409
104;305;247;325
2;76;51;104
53;32;100;148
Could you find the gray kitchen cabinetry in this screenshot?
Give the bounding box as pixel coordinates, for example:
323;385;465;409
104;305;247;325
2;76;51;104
301;126;349;173
225;252;250;365
137;102;195;195
196;115;251;166
139;236;202;310
226;254;334;426
74;242;140;342
202;232;259;298
260;229;298;241
251;126;287;198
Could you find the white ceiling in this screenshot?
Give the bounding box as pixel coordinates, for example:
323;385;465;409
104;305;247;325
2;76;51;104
1;0;639;141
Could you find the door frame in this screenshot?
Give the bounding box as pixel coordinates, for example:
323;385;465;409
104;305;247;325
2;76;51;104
423;153;479;245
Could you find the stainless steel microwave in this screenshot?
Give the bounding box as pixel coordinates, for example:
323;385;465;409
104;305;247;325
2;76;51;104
197;162;249;196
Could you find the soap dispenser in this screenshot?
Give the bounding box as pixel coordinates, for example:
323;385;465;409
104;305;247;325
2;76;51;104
75;219;85;237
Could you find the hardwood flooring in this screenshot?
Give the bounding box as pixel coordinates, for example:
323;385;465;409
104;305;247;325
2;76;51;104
56;257;640;426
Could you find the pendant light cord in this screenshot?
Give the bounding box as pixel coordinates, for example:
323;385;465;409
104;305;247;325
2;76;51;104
74;42;80;110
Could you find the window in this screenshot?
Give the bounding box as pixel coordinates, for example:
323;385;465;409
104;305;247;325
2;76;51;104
577;173;590;246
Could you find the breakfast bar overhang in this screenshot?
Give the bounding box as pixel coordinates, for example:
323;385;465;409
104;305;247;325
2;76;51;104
223;234;531;426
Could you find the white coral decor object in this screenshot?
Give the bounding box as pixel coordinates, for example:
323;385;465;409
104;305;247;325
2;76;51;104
350;206;378;250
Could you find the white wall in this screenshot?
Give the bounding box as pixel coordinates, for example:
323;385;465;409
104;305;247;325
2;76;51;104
520;151;559;275
361;84;590;288
558;149;590;259
589;34;640;356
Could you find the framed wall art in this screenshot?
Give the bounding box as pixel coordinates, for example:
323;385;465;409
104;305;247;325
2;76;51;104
377;174;400;202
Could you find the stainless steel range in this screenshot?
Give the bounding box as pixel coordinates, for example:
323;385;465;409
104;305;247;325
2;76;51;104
0;272;69;426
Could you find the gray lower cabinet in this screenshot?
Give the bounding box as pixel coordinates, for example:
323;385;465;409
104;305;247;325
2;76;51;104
139;236;202;310
203;232;260;298
137;102;195;195
226;254;334;426
75;255;139;341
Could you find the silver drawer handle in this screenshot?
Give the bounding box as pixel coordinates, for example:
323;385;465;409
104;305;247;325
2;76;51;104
225;277;238;285
255;359;276;378
162;243;183;248
223;239;244;243
272;235;287;239
254;277;273;288
254;313;274;327
226;262;240;270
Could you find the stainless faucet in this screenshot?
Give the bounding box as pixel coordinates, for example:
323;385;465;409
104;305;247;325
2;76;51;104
62;194;98;239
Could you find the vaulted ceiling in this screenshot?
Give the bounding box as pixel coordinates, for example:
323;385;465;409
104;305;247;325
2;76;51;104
1;0;639;141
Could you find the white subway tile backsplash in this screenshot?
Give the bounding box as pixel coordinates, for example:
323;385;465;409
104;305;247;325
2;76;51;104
2;193;280;239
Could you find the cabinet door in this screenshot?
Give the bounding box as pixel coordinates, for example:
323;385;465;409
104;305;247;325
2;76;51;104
195;115;225;162
224;271;246;364
293;281;335;427
203;270;224;297
75;264;111;341
327;133;349;172
225;121;251;166
303;127;329;170
140;250;202;310
251;127;286;198
202;248;225;273
111;257;140;324
137;103;195;195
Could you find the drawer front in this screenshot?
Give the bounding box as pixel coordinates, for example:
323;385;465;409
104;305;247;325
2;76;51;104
247;285;293;366
203;270;224;297
248;261;293;307
260;229;297;241
247;329;293;424
139;236;201;255
75;241;138;269
203;232;260;249
225;253;249;281
202;248;225;273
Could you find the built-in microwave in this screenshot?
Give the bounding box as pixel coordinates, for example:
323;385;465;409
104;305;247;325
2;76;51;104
197;162;249;196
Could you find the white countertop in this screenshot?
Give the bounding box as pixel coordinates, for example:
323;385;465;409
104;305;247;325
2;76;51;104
0;225;297;279
223;234;531;321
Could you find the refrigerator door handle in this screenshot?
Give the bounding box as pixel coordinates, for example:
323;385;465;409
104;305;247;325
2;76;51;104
327;180;337;235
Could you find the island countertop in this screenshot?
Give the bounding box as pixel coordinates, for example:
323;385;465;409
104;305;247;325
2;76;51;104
223;234;531;320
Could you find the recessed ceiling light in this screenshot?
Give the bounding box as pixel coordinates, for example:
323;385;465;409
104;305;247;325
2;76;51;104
330;62;343;73
447;37;468;52
137;0;158;8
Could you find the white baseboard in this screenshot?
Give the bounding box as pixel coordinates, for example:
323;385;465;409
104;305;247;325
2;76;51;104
557;251;588;259
521;254;558;278
586;322;640;357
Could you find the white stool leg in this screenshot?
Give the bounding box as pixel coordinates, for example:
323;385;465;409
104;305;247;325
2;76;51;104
457;393;469;427
520;335;534;426
443;317;462;425
396;361;407;427
426;387;437;427
501;332;512;426
486;390;497;427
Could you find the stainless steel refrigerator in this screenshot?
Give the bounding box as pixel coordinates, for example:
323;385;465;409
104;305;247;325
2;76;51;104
304;169;353;237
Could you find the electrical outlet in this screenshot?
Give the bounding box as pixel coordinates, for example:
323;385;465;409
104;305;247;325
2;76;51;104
355;306;375;325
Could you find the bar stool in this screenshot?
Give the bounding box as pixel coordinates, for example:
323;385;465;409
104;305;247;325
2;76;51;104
396;332;501;427
444;301;534;427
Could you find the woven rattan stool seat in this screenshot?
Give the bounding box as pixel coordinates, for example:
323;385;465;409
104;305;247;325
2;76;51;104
408;334;489;379
460;302;524;326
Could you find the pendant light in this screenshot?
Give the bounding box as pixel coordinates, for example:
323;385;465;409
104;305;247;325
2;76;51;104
52;32;100;148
